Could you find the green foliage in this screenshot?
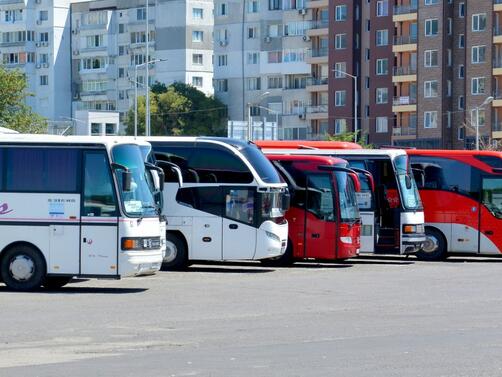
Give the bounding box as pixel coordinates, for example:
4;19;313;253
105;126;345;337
126;83;227;136
327;132;374;149
0;66;47;133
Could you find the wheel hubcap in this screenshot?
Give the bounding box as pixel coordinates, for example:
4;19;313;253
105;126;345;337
422;234;439;254
163;241;178;263
9;255;35;281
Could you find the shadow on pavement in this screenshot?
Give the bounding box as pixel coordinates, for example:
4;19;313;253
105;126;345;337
0;286;148;294
346;255;415;265
184;265;275;274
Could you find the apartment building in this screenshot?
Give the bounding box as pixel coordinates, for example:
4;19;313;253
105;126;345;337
70;0;214;128
0;0;72;122
213;0;318;140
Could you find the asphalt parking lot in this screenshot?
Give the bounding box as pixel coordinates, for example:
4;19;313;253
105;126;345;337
2;255;502;377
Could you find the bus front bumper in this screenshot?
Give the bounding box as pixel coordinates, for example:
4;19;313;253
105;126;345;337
401;233;427;254
120;249;163;277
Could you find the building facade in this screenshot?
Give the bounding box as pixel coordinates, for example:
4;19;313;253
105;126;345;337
70;0;214;129
213;0;320;140
0;0;72;122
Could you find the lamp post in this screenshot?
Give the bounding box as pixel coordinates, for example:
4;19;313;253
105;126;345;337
472;96;493;150
145;0;151;136
247;92;274;141
134;58;165;136
332;69;358;143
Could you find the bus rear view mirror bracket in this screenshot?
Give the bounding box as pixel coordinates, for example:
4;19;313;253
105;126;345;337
111;163;132;192
155;160;183;188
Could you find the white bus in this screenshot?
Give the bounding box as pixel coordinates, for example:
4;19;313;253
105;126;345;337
262;148;426;255
147;137;290;269
0;135;164;291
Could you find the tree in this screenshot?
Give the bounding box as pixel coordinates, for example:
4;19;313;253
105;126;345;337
327;132;373;149
126;82;227;136
0;66;47;133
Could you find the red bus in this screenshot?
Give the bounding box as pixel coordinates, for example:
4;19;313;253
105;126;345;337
256;140;426;256
408;150;502;260
265;154;361;265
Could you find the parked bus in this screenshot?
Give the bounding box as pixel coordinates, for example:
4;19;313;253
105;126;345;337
266;154;361;264
257;141;426;255
0;135;164;291
147;137;289;269
408;149;502;260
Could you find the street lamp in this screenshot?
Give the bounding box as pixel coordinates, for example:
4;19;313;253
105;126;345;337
145;0;151;137
332;69;358;143
247;92;274;140
134;58;166;136
471;95;494;150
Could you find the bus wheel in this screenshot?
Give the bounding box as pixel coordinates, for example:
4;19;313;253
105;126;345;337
261;241;294;267
162;233;188;270
416;228;447;261
43;276;73;290
0;246;46;291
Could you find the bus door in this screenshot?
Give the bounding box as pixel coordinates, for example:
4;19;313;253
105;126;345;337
480;176;502;254
305;174;337;259
80;151;119;276
222;187;257;260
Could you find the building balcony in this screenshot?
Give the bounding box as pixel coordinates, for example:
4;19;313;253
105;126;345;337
305;104;328;120
306;20;328;37
392;66;417;83
494;26;502;43
393;35;418;52
392;96;417;112
493;92;502;107
393;4;418;22
306;77;328;92
495;0;502;12
306;47;328;64
0;0;24;4
306;0;328;9
0;41;26;47
392;126;417;138
494;60;502;75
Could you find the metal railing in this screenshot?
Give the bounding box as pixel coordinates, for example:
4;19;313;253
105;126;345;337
393;66;417;76
393;126;417;136
307;47;328;58
393;4;418;15
393;35;418;45
393;96;417;105
305;104;329;113
306;77;329;86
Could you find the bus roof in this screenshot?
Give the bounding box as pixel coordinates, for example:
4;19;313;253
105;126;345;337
406;149;502;157
255;140;363;150
0;134;145;148
146;136;254;151
406;149;502;173
266;154;348;166
262;148;407;159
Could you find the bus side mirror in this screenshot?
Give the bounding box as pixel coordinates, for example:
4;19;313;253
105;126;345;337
282;192;291;211
122;171;132;192
349;173;361;192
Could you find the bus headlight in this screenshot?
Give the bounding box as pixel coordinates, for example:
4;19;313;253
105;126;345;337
121;237;161;251
340;237;353;244
265;231;281;242
403;224;424;234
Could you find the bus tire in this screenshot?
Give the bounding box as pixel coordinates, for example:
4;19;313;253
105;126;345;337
0;245;46;291
162;233;188;270
43;276;73;290
416;227;447;261
261;240;294;267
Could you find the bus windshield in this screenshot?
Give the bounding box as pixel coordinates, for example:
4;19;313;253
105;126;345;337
260;189;287;223
112;144;158;217
394;155;423;211
240;145;283;184
335;171;360;223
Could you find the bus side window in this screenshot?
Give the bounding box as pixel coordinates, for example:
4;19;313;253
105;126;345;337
224;189;254;225
83;152;117;217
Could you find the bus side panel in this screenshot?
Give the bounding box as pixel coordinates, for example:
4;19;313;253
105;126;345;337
359;211;375;253
0;193;80;275
478;206;502;255
285;207;306;259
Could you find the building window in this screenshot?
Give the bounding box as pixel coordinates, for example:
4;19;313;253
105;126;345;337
119;24;125;34
248;27;257;39
248;0;259;13
472;45;486;64
424;111;438;129
335;34;347;49
376;88;388;104
447;80;452;97
459;2;465;17
268;0;281;11
471;109;486;127
376;58;388;75
458;34;464;48
458;96;464;110
447;18;453;35
192;54;203;65
217;55;228;66
214;79;228;92
267;51;282;63
425;0;439;4
335;119;346;135
376;29;388;46
217;2;227;16
376;117;388;133
246;77;261;91
137;8;146;21
192;76;203;87
424;80;438;98
118;68;125;78
458;65;464;79
424;50;438;67
376;0;388;17
472;14;487;32
425;19;439;36
268;76;283;89
193;8;203;19
192;31;204;42
247;52;259;64
334;62;347;78
335;5;347;21
447;49;452;66
39;75;48;86
335;91;346;106
471;77;485;95
39;10;48;21
458;126;465;141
